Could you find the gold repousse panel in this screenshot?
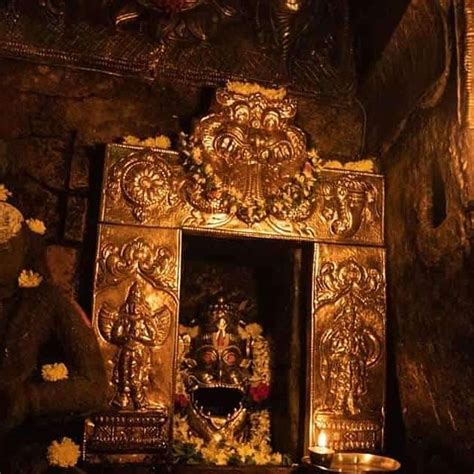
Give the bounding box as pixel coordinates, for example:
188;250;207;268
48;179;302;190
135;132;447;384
85;224;181;462
307;244;386;452
100;144;384;246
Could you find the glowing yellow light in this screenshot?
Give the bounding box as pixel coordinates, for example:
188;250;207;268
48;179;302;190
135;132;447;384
317;431;327;448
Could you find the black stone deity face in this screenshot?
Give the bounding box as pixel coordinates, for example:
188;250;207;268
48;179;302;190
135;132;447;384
183;295;251;441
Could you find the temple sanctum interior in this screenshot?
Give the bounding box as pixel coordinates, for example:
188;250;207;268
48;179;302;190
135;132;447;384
0;1;473;473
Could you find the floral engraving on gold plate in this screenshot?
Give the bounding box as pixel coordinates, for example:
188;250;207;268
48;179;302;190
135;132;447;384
106;150;178;223
97;237;177;290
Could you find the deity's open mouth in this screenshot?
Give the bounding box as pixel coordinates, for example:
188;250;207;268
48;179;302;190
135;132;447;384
191;386;244;418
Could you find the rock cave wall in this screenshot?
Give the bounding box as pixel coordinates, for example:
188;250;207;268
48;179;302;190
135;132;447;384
383;73;474;473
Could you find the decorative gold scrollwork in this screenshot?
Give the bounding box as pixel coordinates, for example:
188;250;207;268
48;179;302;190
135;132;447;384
107;150;176;223
315;258;384;309
181;84;319;226
319;175;380;238
97;237;176;290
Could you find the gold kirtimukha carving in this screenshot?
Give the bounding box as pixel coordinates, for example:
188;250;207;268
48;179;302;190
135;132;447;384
180;85;319;225
98;282;172;410
177;295;252;442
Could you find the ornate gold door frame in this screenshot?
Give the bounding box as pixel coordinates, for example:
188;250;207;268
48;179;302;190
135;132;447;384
83;85;386;463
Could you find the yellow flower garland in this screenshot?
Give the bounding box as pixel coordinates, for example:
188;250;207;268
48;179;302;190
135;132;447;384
123;134;172;149
0;183;12;201
226;81;287;101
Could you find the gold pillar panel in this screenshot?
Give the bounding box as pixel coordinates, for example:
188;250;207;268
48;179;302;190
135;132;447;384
308;244;386;452
99;85;383;245
84;225;181;463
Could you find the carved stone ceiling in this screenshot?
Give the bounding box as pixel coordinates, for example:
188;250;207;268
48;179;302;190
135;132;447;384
0;0;358;99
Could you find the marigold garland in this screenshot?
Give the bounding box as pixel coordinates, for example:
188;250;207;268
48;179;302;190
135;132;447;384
172;411;290;466
26;218;47;235
123;134;172;149
179;133;323;224
226;81;287;101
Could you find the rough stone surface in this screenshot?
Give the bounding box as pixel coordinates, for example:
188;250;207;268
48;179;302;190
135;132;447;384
46;245;79;296
69;141;90;190
65;195;88;242
383;79;474;473
360;0;448;154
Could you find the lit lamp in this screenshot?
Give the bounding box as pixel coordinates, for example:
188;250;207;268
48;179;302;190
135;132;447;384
308;431;335;467
305;430;401;472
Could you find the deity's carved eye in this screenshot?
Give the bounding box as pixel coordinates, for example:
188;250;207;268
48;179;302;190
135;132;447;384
234;104;250;124
197;346;218;367
222;347;242;367
262;110;280;131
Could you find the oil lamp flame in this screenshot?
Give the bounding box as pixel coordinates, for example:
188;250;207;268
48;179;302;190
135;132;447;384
309;430;334;466
317;431;328;448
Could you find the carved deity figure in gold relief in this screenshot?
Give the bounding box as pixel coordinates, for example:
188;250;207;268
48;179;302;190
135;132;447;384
181;83;320;225
99;282;172;410
320;304;381;416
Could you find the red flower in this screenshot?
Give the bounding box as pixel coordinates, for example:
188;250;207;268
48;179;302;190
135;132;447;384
250;383;270;403
175;393;189;409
